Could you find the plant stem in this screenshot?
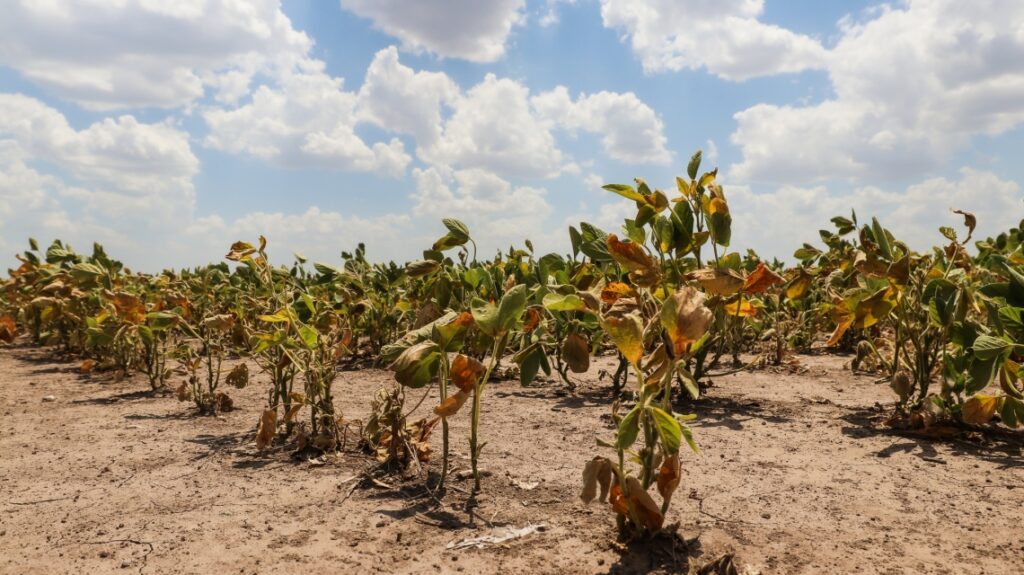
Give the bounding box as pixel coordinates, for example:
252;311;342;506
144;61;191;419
471;334;504;491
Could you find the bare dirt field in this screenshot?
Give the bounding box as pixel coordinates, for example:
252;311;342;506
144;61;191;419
1;342;1023;574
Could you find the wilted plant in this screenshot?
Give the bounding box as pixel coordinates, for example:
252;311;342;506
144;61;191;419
175;312;244;413
582;283;708;537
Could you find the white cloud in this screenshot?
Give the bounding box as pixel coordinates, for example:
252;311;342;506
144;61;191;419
0;0;311;110
0;93;198;214
357;46;460;145
730;0;1024;184
0;93;202;266
420;74;564;178
412;166;552;251
340;0;525;63
533;86;672;165
600;0;827;80
186;207;411;265
728;168;1024;259
203;62;411;177
538;0;577;27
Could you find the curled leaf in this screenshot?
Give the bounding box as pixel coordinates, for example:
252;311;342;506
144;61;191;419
202;314;235;333
692;267;743;296
656;453;681;507
255;408;277;450
602;298;644;366
451;354;486;393
607;235;661;287
389;341;441;389
581;456;613;503
742;263;783;294
225;363;249;389
434;390;471;417
660;286;713;356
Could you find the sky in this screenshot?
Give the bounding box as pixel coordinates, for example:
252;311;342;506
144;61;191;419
1;0;1023;271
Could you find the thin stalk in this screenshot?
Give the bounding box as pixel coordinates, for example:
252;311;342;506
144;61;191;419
471;334;505;491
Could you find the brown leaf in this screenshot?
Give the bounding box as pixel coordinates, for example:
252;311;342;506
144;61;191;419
451;354;485;393
607;235;661;288
661;286;713;356
111;292;146;324
626;477;664;531
656;453;681;506
255;408;277;450
581;457;613;503
225;363;249;389
691;268;743;296
600;282;637;306
80;359;96;374
742;262;783;295
175;381;191;402
434;389;471;417
284;392;305;423
561;333;590;373
522;307;542;333
0;314;17;343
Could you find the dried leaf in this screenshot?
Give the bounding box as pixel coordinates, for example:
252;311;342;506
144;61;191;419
225;363;249;389
581;456;613;503
692;268;743;296
434;389;471;417
561;333;590;373
656;453;681;506
255;408;277;450
661;286;713;355
742;262;783;294
451;354;485;393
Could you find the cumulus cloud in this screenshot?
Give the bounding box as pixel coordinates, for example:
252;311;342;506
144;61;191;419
0;0;311;110
0;93;198;214
340;0;525;62
412;166;552;252
600;0;827;80
357;46;460;145
419;74;564;178
203;61;411;177
533;86;672;165
728;168;1024;259
729;0;1024;184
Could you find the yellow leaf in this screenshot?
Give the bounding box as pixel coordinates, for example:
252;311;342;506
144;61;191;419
962;394;999;425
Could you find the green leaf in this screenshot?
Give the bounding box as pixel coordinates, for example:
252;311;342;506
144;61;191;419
871;217;893;260
494;284;528;333
687;150;702;180
967;356;1000;395
616;404;642;450
649;406;682;455
432;218;471;251
973;335;1012;361
518;347;542;386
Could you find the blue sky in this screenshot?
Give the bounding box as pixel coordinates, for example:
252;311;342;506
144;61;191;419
1;0;1022;270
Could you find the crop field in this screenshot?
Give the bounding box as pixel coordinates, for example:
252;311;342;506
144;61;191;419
2;155;1024;574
